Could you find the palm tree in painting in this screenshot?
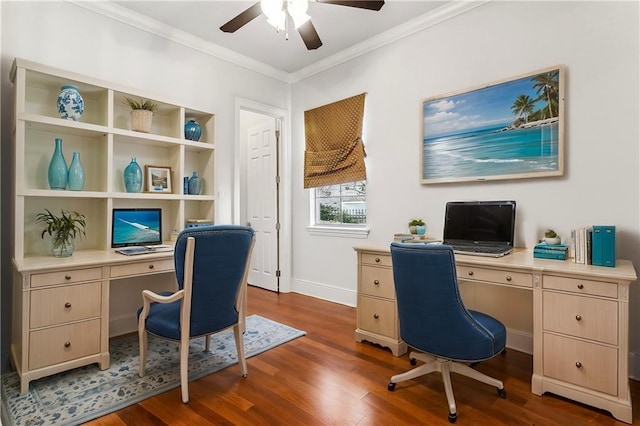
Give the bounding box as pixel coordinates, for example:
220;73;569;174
532;70;559;118
511;94;536;124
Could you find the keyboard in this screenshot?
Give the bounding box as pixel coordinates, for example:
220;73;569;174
115;245;174;256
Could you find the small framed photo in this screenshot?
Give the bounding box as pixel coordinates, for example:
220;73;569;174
145;165;172;193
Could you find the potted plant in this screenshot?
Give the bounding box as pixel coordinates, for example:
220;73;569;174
543;229;561;245
122;97;158;133
408;218;426;235
36;209;87;257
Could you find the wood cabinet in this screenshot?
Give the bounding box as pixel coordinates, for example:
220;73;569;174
9;58;214;393
354;245;636;423
354;249;406;356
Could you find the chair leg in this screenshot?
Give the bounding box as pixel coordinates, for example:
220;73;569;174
138;326;147;378
439;360;458;421
204;334;211;352
234;324;248;377
450;362;504;390
179;340;190;403
389;352;438;384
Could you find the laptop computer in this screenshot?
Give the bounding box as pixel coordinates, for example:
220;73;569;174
443;200;516;257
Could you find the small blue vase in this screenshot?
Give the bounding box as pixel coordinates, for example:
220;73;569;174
67;152;85;191
124;157;143;193
188;171;201;195
48;138;68;190
56;85;84;121
184;119;202;141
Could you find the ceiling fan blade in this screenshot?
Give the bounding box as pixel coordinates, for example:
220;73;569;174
298;20;323;50
220;2;263;33
315;0;385;11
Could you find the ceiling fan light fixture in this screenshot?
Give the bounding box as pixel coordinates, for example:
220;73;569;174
261;0;310;31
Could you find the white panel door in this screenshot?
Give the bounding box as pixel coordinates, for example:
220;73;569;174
246;119;278;291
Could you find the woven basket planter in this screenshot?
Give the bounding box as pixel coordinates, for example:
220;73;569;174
131;109;153;133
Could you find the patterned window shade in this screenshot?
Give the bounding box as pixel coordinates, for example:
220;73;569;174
304;93;366;188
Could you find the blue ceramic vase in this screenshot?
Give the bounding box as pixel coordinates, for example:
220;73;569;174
184;119;202;141
56;85;84;121
67;152;85;191
188;171;201;195
124;157;143;193
48;138;68;190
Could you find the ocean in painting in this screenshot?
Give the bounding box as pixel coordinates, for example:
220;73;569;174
423;121;559;181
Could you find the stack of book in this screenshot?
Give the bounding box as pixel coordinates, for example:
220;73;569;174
533;242;568;260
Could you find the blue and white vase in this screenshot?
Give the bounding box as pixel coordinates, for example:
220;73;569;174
184;119;202;141
188;171;201;195
124;157;143;193
48;138;68;190
56;85;84;121
67;152;85;191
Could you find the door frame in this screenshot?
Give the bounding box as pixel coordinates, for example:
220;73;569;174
234;98;291;293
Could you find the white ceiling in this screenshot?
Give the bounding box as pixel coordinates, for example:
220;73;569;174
91;1;484;81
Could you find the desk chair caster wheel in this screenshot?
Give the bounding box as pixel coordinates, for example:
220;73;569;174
387;382;396;391
410;358;417;366
448;412;457;423
497;387;507;398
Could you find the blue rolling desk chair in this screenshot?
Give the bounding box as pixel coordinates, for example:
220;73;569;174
388;243;507;423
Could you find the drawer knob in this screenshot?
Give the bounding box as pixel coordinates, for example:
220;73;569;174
64;275;72;280
148;264;154;269
373;313;379;320
64;302;72;308
575;361;582;369
505;276;512;282
373;280;380;285
577;284;584;289
575;315;582;321
64;341;71;348
468;271;474;276
375;257;381;263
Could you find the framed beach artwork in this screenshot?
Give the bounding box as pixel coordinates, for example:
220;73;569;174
145;165;172;193
421;65;565;184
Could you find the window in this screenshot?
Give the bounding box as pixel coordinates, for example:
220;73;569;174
314;181;366;226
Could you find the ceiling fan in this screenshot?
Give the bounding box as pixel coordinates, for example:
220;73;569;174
220;0;385;50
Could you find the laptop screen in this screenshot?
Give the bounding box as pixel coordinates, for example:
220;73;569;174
443;201;516;246
111;208;162;248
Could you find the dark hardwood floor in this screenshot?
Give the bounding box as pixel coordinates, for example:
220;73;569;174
86;286;639;425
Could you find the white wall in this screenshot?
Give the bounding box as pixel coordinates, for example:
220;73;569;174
0;1;289;371
289;1;640;371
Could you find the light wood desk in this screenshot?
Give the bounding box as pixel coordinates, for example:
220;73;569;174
354;245;637;423
11;250;175;394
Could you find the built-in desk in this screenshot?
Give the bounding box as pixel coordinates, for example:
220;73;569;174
354;246;637;423
11;250;175;394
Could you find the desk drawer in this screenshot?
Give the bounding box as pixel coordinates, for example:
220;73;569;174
543;292;618;345
110;259;174;278
361;253;392;267
30;282;102;328
543;333;617;396
458;266;532;288
30;267;102;288
29;319;101;370
358;296;397;339
360;266;395;299
543;275;617;298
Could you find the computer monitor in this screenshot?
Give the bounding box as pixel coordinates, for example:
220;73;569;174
111;208;162;248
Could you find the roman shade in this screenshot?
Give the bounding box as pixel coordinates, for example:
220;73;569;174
304;93;366;188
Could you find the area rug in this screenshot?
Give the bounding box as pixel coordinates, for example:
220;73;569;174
1;314;305;426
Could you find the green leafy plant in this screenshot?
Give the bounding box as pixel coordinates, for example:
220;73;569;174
544;229;558;238
122;97;158;112
36;209;87;250
409;218;425;227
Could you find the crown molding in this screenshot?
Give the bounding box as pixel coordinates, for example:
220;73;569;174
68;0;489;84
68;0;291;82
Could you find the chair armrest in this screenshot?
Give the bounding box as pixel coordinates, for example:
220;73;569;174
139;289;184;321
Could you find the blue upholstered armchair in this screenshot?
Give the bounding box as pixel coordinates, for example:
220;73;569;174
138;225;255;403
388;243;506;423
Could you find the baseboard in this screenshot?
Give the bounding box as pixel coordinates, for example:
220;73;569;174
506;328;533;355
290;277;356;307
